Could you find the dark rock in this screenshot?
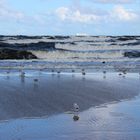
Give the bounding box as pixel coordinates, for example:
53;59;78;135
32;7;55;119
0;41;71;52
124;51;140;58
0;48;37;60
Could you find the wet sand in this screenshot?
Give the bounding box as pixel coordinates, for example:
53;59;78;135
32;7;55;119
0;71;139;121
1;96;140;140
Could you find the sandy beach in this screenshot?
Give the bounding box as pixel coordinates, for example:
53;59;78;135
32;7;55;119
0;0;139;138
0;71;139;121
1;96;140;140
0;71;140;140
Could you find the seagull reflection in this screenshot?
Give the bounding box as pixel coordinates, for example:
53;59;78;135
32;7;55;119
103;75;106;79
21;75;25;83
33;79;39;91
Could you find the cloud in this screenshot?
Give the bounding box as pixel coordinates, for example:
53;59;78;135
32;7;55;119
111;5;138;21
55;7;100;23
0;0;46;27
55;7;69;20
0;0;24;21
0;8;24;21
0;0;139;35
55;5;139;24
0;0;5;5
88;0;138;4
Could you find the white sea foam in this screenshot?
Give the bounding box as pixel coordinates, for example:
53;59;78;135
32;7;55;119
0;36;140;70
30;50;123;61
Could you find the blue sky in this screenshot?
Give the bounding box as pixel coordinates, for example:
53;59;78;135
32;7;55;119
0;0;139;35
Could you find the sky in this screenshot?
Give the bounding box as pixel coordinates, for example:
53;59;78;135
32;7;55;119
0;0;140;35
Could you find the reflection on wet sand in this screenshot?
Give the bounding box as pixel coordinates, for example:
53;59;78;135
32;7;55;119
33;81;39;91
0;71;139;122
0;95;140;140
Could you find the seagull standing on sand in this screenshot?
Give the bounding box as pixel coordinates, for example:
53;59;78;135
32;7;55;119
72;69;75;73
82;69;86;75
73;103;80;121
57;71;61;74
73;103;79;112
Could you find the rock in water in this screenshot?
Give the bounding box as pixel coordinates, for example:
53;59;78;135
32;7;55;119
0;49;37;60
124;51;140;58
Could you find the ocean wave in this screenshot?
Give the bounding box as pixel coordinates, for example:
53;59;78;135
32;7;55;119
30;50;123;61
0;36;140;64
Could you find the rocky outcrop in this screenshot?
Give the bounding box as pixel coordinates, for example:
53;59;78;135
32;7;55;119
124;51;140;58
0;49;37;60
0;41;56;59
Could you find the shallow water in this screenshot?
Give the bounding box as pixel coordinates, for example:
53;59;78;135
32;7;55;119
0;95;140;140
0;72;140;139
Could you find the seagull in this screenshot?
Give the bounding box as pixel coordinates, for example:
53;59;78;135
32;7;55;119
82;72;86;75
57;71;61;74
82;69;86;75
73;103;80;121
72;69;75;73
82;69;85;72
73;103;79;112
